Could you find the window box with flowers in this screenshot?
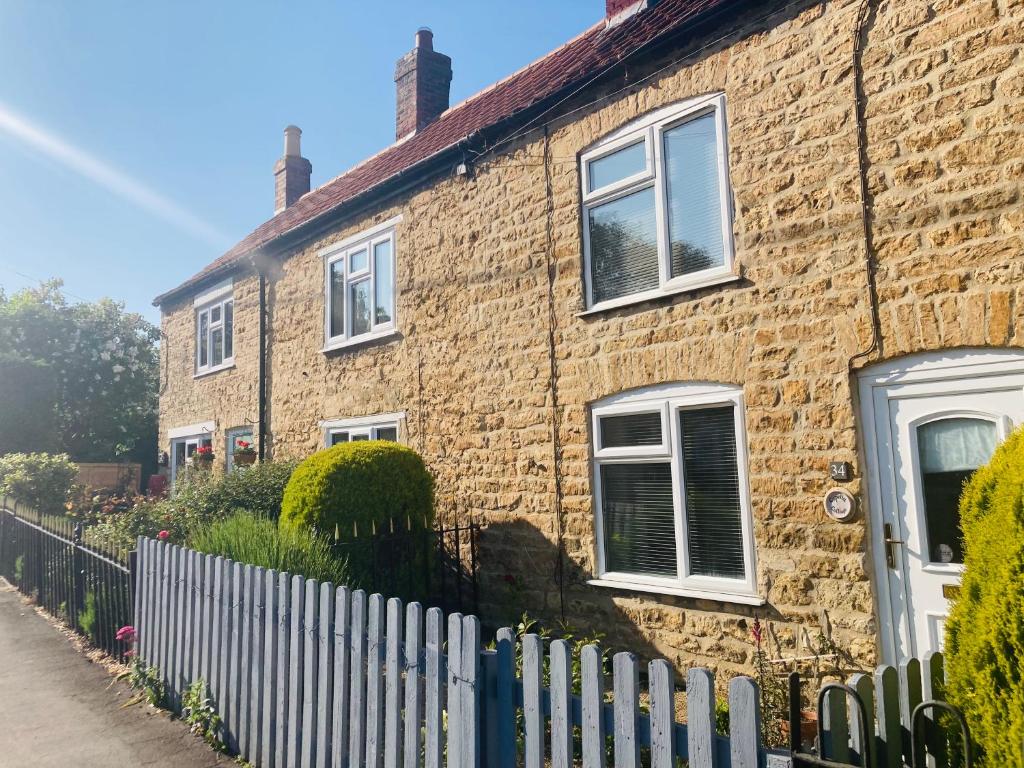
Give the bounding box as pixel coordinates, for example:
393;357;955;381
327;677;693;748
191;445;215;469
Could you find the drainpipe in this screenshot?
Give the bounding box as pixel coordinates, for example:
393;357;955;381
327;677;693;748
258;270;268;461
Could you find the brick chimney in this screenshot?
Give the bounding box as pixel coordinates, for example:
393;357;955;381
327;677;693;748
273;125;312;214
394;28;452;140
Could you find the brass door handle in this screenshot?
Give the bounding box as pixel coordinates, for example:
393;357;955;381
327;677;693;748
884;523;903;568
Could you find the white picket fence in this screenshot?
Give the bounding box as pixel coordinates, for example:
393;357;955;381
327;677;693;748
134;538;781;768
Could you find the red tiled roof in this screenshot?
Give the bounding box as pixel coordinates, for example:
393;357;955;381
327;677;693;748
155;0;729;305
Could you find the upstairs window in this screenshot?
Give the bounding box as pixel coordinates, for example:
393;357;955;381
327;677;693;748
194;281;234;375
323;218;398;350
589;383;758;602
580;94;735;311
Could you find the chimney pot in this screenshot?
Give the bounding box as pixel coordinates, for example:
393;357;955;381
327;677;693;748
283;125;302;157
394;29;452;140
274;125;312;214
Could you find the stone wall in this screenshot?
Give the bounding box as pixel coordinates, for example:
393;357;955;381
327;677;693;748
159;274;261;464
159;0;1024;677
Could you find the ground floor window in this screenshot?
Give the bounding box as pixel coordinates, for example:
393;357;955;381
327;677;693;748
321;412;404;447
170;434;213;486
589;383;757;602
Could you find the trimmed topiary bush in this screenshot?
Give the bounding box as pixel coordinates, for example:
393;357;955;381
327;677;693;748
279;441;434;540
946;426;1024;767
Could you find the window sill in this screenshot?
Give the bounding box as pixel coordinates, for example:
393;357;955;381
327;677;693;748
193;362;235;379
587;578;765;606
322;329;399;354
578;269;741;317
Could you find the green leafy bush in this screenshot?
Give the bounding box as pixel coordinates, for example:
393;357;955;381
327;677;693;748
946;427;1024;768
173;459;298;522
279;441;433;538
89;460;297;550
187;511;348;585
0;452;78;513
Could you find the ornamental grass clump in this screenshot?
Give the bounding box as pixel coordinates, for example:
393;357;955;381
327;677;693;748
187;511;348;585
945;427;1024;768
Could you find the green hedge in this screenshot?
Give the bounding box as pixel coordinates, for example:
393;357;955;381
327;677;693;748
279;441;434;540
946;427;1024;767
0;452;77;513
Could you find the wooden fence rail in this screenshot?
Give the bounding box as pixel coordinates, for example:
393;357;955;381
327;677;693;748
135;538;780;768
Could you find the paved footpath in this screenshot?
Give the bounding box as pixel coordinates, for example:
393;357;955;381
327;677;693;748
0;582;229;768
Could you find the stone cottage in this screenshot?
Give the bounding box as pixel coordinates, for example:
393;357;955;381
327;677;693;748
155;0;1024;676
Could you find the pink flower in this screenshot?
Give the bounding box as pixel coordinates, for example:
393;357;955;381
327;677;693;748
116;625;137;643
157;530;170;541
751;617;763;647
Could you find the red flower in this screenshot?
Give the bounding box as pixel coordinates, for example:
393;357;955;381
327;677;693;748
157;530;170;541
196;445;213;455
751;618;763;646
504;574;516;585
116;625;137;643
236;440;250;449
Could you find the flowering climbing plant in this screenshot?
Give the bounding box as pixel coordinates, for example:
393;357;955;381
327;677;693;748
0;280;158;460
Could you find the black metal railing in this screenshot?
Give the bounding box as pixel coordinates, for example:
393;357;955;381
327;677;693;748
0;498;135;662
331;518;479;616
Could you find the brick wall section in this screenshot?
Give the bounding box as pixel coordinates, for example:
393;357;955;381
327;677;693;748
394;39;453;139
159;0;1024;677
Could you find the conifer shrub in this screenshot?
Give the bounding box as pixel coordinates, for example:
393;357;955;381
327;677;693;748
945;427;1024;767
279;441;434;538
279;442;434;588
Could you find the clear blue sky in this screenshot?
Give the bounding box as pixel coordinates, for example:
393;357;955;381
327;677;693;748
0;1;598;323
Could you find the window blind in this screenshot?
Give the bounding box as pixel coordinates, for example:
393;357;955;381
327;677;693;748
600;411;662;448
329;262;345;338
679;405;745;579
224;301;234;358
589;186;659;304
600;462;677;577
663;112;725;278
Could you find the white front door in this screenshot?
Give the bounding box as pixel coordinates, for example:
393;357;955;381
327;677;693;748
861;350;1024;663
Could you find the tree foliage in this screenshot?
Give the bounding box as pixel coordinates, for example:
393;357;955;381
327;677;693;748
946;427;1024;767
0;281;159;462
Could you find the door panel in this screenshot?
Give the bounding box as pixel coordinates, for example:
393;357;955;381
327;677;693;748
887;395;1016;659
879;383;1024;660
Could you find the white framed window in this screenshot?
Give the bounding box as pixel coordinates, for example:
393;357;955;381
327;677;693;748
589;383;759;603
194;281;234;375
580;94;736;312
322;216;400;351
169;434;213;487
321;411;404;447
